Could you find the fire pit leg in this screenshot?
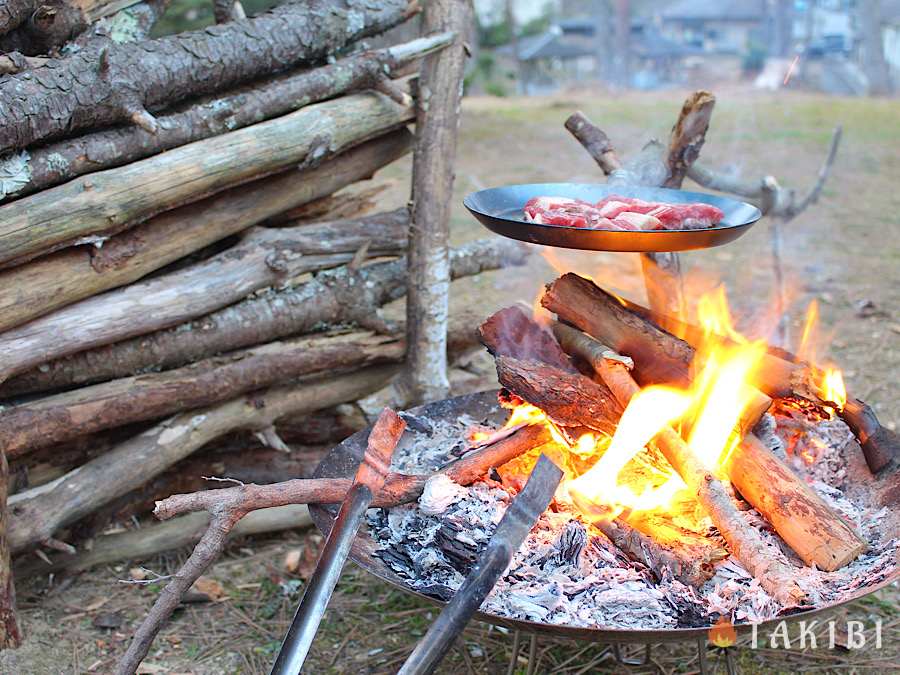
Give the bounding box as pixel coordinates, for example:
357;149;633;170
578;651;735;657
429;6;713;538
612;642;652;667
697;639;710;674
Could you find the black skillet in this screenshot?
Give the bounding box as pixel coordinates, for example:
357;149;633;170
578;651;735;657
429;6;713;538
463;183;762;252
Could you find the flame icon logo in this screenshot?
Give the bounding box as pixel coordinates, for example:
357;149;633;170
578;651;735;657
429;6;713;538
708;616;737;647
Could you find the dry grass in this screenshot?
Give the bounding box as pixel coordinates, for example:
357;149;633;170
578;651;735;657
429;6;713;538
5;88;899;673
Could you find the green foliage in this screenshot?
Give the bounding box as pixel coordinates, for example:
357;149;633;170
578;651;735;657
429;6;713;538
484;81;508;97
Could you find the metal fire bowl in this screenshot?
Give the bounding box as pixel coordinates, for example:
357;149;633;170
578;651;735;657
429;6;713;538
309;390;898;643
463;184;761;252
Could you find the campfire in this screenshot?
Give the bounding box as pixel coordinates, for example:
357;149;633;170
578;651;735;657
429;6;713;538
359;272;898;632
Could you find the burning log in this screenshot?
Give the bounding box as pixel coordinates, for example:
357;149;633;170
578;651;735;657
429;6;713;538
0;127;411;333
0;0;413;154
117;420;549;674
478;306;575;373
0;238;528;397
0;210;409;383
543;273;772;435
494;356;621;438
548;274;897;474
0;86;414;268
0;35;448;201
551;320;867;573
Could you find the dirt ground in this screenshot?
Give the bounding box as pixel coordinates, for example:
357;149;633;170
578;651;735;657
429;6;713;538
5;89;898;674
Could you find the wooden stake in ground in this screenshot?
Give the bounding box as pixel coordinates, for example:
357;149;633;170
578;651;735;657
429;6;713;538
403;0;472;404
115;421;550;675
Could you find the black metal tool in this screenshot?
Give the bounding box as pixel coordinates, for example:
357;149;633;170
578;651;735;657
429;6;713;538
463;183;761;252
396;453;564;675
270;408;405;675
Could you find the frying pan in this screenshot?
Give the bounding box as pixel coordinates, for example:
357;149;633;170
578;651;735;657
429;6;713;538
463;183;762;252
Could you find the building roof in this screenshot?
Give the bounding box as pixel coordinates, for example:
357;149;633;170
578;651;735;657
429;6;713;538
660;0;765;23
496;28;595;61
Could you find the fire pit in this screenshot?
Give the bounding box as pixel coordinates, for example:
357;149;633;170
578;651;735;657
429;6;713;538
309;280;899;670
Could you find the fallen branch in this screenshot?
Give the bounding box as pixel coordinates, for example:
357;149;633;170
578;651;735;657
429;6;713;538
0;0;411;154
0;85;414;267
117;420;549;674
0;128;411;334
0;34;448;201
0;209;409;383
0;237;529;397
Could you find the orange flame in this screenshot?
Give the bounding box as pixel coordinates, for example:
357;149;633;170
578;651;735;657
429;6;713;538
820;367;847;411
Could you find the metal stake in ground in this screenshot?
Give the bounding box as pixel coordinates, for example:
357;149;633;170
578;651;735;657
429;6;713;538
270;408;405;674
397;454;564;675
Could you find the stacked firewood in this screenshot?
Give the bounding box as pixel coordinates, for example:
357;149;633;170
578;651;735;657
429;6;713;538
0;0;516;653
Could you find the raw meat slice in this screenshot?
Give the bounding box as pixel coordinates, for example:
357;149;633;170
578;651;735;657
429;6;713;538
523;196;604;228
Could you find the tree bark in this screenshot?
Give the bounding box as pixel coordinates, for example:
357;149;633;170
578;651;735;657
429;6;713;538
0;34;449;202
0;210;410;383
663;90;715;190
7;365;399;552
0;130;412;334
0;238;528;397
0;331;409;458
0;0;412;154
0;86;415;269
859;0;893;95
403;0;472;404
0;0;36;37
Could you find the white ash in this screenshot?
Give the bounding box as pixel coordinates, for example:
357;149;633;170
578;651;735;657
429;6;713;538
369;410;896;631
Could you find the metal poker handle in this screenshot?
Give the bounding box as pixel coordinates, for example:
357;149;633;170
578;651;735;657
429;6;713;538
270;482;373;675
397;454;564;675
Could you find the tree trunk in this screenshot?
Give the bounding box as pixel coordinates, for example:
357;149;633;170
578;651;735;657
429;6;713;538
0;210;410;383
0;238;527;397
859;0;892;95
403;0;472;404
0;446;20;648
7;365;399;552
0;0;412;153
0;87;415;267
0;35;448;201
0;129;412;333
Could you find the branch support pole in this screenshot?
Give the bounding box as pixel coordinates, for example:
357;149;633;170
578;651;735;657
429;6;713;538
404;0;470;404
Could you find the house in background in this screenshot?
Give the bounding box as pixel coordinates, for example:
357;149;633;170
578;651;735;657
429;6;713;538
658;0;768;54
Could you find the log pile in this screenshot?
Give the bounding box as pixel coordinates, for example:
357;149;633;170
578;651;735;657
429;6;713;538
0;0;525;657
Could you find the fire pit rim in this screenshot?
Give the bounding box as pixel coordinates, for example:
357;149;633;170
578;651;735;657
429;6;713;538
308;390;899;643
